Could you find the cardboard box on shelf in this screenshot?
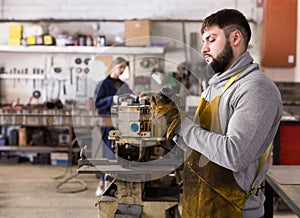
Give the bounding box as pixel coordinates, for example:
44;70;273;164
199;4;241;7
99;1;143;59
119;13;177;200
125;20;151;46
50;152;68;166
18;127;30;147
9;24;23;46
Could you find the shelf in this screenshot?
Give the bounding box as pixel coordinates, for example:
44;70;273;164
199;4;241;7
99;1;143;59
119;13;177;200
0;145;80;153
0;74;45;80
0;109;115;127
0;45;164;55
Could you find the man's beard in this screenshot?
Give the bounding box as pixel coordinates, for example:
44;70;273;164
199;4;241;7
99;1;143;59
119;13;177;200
210;40;233;74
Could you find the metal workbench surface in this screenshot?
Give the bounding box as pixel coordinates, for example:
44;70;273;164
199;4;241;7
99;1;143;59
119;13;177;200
265;165;300;217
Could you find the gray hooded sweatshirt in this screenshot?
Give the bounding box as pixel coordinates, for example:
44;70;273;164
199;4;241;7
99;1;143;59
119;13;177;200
174;51;283;218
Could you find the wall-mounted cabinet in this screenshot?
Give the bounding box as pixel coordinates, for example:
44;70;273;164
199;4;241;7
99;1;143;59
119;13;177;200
262;0;298;67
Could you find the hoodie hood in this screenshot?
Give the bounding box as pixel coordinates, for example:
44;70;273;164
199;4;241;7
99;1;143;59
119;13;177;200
208;51;259;88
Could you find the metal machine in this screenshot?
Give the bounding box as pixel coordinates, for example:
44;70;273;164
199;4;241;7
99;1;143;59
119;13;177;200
77;91;184;218
110;94;163;162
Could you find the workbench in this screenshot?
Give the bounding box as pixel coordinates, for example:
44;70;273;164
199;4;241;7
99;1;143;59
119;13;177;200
77;158;182;218
264;165;300;218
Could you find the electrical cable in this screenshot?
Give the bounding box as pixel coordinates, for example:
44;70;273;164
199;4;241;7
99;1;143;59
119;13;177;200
55;138;88;193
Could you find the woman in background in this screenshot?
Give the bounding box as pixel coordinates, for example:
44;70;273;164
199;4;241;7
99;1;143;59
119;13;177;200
94;57;132;196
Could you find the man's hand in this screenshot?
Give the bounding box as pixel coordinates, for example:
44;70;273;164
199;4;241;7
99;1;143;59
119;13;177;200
150;88;183;139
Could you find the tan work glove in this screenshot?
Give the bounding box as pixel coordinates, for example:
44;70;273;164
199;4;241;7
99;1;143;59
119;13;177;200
150;88;183;139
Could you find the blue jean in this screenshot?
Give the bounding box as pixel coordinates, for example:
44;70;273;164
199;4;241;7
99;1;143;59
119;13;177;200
100;127;115;181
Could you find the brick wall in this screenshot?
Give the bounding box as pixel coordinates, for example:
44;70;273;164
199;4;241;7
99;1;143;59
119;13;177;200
0;0;256;20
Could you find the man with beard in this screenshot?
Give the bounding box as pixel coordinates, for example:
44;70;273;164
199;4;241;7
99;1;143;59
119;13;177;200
173;9;282;218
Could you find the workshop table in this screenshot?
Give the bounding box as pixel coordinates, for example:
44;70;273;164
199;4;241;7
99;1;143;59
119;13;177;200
264;165;300;218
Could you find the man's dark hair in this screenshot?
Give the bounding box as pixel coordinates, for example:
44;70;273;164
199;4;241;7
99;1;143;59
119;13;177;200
201;9;251;48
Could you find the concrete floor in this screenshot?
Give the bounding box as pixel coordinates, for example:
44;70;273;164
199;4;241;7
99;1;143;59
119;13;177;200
0;163;99;218
0;163;298;218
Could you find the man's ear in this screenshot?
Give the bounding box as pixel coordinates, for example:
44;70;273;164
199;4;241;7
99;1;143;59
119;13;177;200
231;30;242;47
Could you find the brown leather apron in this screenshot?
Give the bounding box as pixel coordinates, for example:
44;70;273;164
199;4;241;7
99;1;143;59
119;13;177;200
182;73;248;217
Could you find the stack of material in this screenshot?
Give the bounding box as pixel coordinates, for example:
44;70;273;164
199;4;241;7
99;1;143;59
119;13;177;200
8;24;23;46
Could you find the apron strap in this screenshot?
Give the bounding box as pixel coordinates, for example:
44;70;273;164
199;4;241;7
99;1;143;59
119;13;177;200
194;72;242;121
222;72;242;93
248;142;272;196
